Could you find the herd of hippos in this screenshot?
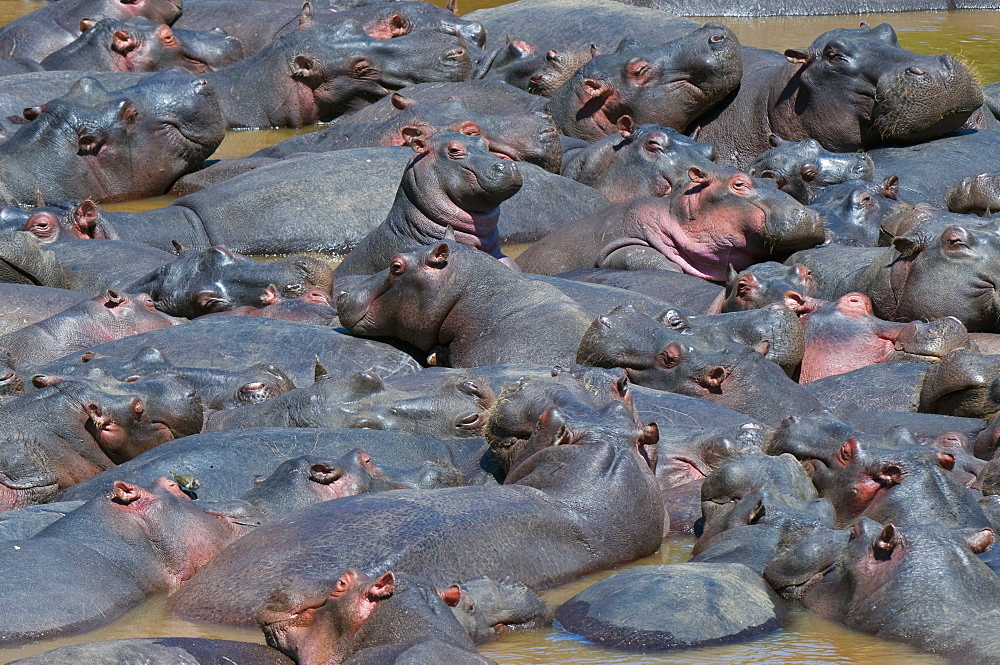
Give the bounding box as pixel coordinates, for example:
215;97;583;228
3;0;1000;662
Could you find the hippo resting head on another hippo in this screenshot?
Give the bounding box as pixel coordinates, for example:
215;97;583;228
747;135;874;203
516;165;824;280
40;17;243;74
335;133;523;278
0;69;224;205
547;22;743;141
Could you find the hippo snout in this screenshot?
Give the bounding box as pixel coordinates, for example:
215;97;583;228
766;205;825;252
479;160;523;197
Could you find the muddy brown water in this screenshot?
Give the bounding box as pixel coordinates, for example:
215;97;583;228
0;1;994;662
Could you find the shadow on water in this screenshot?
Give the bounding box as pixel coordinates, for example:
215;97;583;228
0;1;983;663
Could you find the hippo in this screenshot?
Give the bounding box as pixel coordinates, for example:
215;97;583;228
718;262;818;313
546;23;743;141
784;518;1000;664
167;367;663;625
0;438;61;513
694;24;985;167
127;246;333;318
746;135;875;203
0;284;91;337
947;172;1000;217
611;0;997;15
556;269;725;314
788;213;1000;332
797;293;969;383
0;291;180;367
248;95;563;173
0;0;182;62
443;576;552;642
338;241;592;367
0;476;242;645
335;134;524;278
516;165;824;280
806;177;907;247
258;571;496;665
40;17;243;73
559;118;717;203
0;70;224;204
473;38;592;97
205;290;339;326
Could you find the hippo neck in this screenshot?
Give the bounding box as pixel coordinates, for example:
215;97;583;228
769;64;865;152
388;167;504;257
205;46;317;128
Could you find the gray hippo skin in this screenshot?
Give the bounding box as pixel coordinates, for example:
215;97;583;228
336;133;523;278
9;639;290;664
167;368;664;626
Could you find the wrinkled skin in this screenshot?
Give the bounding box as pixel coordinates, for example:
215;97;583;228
947;172;1000;217
718;261;818;313
474;39;591;97
0;0;183;62
560;118;717;203
557;268;725;314
128;246;333;318
0;437;60;513
167;368;664;625
0;291;180;367
547;23;743;141
798;293;970;383
259;571;495;665
807;434;989;528
791;518;1000;665
576;304;824;423
206;290;339;326
516;166;824;280
0;70;224;204
6;638;293;665
336;134;523;278
747;135;874;203
807;176;907;247
40;17;242;74
338;241;592;367
0;476;242;645
695;24;985;167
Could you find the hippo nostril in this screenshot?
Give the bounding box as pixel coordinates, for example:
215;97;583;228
907;66;926;76
709;34;726;44
445;48;466;61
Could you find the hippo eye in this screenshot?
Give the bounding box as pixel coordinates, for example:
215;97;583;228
732;180;751;193
447;145;465;158
824;48;846;62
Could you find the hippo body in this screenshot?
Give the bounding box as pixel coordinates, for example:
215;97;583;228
9;638;293;665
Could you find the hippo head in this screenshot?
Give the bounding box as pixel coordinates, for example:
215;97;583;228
79;290;183;338
721;262;818;313
0;435;60;511
808;176;906;247
549;23;742;141
258;570;398;665
81;373;203;463
946;173;1000;217
406;132;523;220
129;245;333;318
104;476;244;587
441;576;553;642
475;39;591;98
105;0;183;26
783;23;983;150
880;219;1000;332
17;199;113;245
748;136;874;203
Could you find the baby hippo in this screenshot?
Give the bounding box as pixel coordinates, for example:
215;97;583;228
258;571;496;664
335;133;523;278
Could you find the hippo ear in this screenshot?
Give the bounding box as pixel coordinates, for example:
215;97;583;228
111;481;142;505
655;308;691;333
446;0;459;13
22;106;41;122
297;2;314;29
388;14;410;37
835;436;858;466
687;166;711;186
872;523;898;560
366;572;395;601
79;17;96;32
291;54;321;82
425;242;450;268
768;133;787;147
616;115;635;139
657;342;683;369
725;264;739;289
106;290;125;306
117;100;138;128
170;240;187;256
964;528;995;554
439;585;462;607
784;48;813;65
783;291;810;314
72;200;100;238
859;21;871;29
309;463;344;484
390;93;417;111
881;174;900;200
400;124;431;150
892;234;925;258
313;356;330;381
443;225;457;241
936;452;956;471
261;284;281;305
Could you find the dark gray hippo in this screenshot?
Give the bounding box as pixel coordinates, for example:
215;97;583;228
8;639;292;665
